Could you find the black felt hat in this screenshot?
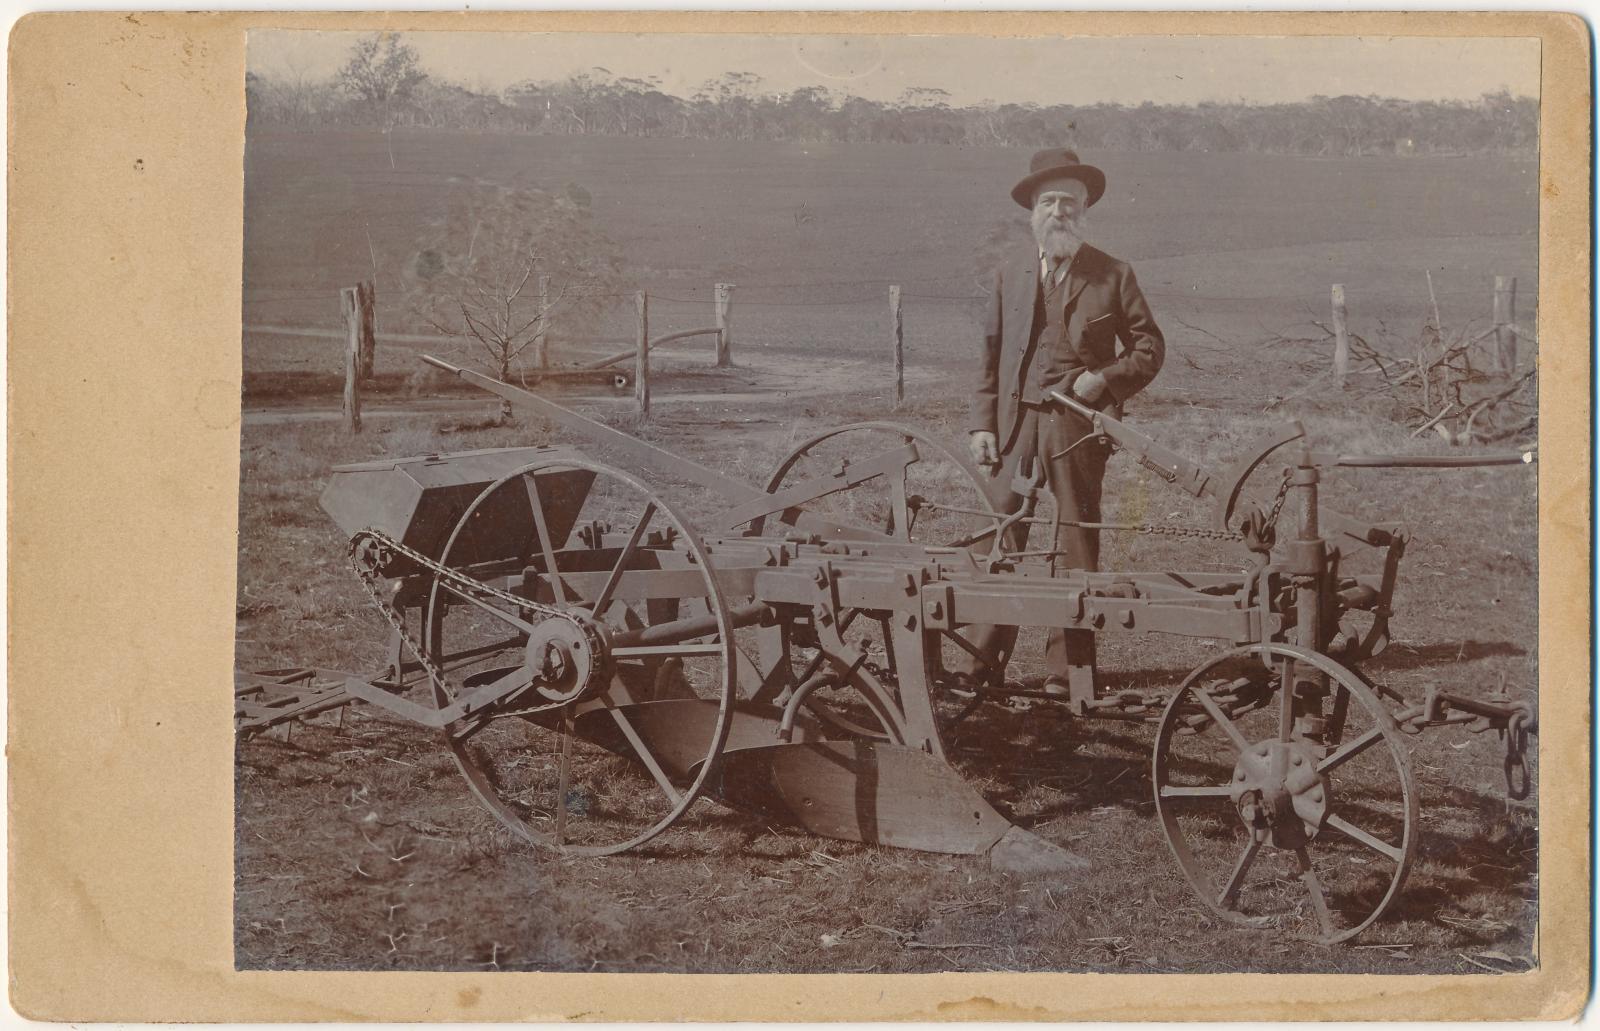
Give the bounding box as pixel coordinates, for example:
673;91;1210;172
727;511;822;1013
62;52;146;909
1011;148;1107;209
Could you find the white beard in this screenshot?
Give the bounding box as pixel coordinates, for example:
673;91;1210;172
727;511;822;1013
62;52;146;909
1032;210;1090;263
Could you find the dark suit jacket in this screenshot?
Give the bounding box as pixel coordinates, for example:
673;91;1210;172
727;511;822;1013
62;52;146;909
969;243;1165;454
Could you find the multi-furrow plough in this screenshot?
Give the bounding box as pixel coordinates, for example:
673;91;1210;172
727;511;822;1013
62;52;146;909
236;356;1537;944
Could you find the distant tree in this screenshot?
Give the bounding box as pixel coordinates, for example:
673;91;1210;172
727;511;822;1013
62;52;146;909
541;71;611;134
964;100;1011;146
405;183;628;420
897;86;951;108
505;78;551;120
245;71;267;125
247;57;1539;157
336;33;427;166
693;72;764;140
779;86;836;141
837;95;889;142
273;55;328;129
248;60;340;129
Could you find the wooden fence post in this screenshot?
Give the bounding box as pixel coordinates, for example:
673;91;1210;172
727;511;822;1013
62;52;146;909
635;290;650;418
714;282;734;367
535;275;552;369
1331;284;1349;384
356;280;376;381
1493;275;1517;374
1424;268;1455;399
889;285;904;403
339;285;362;432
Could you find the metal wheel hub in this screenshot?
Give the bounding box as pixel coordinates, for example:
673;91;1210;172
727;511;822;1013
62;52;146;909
1230;739;1327;847
525;619;603;704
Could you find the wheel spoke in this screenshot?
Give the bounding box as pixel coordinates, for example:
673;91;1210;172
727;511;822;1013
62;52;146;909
1159;783;1235;799
1154;645;1417;942
554;710;575;845
590;501;656;617
439;457;737;857
609;707;683;806
435;633;527;673
1218;837;1262;908
441;582;542;636
1317;726;1384;775
1277;656;1295;744
1324;812;1403;863
1190;685;1252;754
1295;847;1337;938
524;473;573;604
466;666;536;715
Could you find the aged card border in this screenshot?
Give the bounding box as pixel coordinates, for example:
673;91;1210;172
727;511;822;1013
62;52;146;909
8;10;1589;1021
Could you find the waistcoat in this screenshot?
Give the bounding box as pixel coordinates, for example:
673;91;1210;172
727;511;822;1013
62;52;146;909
1031;268;1085;391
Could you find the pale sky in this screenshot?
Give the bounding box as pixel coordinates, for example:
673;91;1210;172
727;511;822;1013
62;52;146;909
249;31;1540;107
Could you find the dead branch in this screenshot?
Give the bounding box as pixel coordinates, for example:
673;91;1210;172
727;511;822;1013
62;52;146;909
1410;402;1459;439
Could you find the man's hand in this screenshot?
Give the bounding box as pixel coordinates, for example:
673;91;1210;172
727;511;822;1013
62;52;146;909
1073;369;1110;404
1075;368;1113;405
968;431;999;471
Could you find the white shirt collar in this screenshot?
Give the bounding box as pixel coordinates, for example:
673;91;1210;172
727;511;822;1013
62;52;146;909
1039;247;1078;285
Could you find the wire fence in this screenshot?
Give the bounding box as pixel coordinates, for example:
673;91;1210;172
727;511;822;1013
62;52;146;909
242;278;1279;312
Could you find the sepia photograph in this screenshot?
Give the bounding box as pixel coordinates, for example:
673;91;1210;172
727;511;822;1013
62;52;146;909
232;27;1544;976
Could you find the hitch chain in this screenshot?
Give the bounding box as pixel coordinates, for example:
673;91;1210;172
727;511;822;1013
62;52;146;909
928;472;1292;547
1134;524;1244;542
1503;710;1533;801
1393;694;1536;802
1116;471;1294;544
347;529;603;720
1264;470;1294;530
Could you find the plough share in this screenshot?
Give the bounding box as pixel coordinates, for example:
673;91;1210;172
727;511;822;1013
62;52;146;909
236;356;1537;944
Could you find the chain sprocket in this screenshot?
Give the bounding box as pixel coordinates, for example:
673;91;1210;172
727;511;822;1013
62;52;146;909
348;529;607;719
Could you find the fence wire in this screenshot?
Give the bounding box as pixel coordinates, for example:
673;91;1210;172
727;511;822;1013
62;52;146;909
245;279;1284;312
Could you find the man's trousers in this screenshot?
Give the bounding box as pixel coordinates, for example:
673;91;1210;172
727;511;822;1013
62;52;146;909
952;403;1108;683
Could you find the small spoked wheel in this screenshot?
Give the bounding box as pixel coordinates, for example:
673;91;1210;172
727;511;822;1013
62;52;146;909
753;423;998;734
423;459;736;856
1152;643;1418;944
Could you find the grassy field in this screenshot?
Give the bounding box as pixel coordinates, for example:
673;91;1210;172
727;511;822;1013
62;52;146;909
244;131;1537;381
236;131;1540;974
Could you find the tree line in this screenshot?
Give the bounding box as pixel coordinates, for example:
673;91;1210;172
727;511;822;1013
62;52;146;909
248;34;1538;157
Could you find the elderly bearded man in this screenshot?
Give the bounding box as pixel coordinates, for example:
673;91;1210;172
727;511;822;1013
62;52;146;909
953;149;1165;700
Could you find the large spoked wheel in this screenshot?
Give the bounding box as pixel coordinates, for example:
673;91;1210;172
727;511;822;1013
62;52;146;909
753;422;998;547
1152;643;1418;944
423;459;737;856
753;423;998;735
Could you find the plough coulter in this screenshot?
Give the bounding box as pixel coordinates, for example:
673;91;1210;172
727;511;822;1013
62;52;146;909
237;357;1537;944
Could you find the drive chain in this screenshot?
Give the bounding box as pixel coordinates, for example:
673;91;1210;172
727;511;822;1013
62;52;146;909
347;529;604;717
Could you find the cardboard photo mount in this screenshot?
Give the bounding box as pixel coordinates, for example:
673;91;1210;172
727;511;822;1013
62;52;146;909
7;10;1590;1022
